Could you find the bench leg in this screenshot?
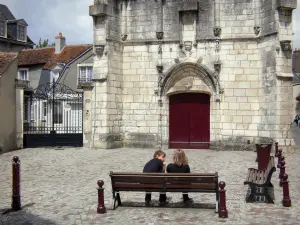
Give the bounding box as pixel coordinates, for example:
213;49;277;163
111;192;117;210
215;191;219;213
116;192;122;206
245;185;256;203
264;187;274;204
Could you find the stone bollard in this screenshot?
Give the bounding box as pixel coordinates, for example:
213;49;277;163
218;181;228;218
12;156;21;211
97;180;106;214
281;174;291;207
279;161;286;187
275;142;279;157
277;150;282;168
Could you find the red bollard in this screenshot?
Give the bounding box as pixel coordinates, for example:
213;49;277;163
218;181;228;218
279;161;286;187
275;142;279;157
281;174;291;207
277;150;282;168
12;156;21;211
97;180;106;214
279;159;285;179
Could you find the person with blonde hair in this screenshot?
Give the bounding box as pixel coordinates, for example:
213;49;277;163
166;149;193;202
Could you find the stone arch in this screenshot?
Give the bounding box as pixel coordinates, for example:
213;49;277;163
160;62;218;98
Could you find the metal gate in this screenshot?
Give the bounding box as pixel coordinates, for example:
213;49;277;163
23;82;83;148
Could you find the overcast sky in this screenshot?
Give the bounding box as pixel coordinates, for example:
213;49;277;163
2;0;300;48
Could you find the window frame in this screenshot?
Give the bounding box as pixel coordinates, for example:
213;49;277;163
0;20;6;38
77;64;93;84
18;68;29;81
17;24;27;42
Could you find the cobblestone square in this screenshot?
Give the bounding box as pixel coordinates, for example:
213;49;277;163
0;125;299;225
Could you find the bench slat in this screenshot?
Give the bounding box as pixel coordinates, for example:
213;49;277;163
111;172;217;177
166;183;216;189
111;176;216;184
111;177;166;184
113;183;216;190
244;156;276;185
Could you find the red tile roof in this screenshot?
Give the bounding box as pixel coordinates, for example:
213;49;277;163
0;52;18;75
18;44;92;69
18;47;55;66
44;45;92;69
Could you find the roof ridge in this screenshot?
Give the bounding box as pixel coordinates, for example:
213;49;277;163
64;44;92;47
21;47;55;51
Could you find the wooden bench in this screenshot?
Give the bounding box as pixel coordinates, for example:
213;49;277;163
244;156;276;203
110;172;220;211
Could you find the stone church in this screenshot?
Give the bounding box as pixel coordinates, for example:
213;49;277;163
87;0;297;151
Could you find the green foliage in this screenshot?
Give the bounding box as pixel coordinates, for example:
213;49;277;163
35;38;55;48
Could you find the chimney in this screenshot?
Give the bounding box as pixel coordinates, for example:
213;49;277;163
55;32;66;53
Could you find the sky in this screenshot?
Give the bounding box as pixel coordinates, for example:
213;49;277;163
1;0;300;48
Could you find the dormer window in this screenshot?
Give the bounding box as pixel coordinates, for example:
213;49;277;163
0;20;6;37
18;68;29;80
17;24;26;42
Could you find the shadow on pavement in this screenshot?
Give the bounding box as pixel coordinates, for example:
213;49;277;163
0;203;57;225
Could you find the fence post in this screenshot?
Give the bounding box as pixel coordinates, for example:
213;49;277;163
12;156;21;211
281;174;291;207
218;181;228;218
279;161;286;187
97;180;106;214
275;142;279;157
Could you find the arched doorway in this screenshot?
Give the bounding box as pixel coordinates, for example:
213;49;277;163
169;93;210;149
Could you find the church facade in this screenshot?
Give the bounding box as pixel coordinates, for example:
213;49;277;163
87;0;297;151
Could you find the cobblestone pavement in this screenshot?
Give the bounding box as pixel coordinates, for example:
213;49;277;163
0;125;299;225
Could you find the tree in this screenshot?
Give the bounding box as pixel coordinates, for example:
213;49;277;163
35;38;55;48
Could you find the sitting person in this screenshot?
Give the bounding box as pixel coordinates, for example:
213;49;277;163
143;150;167;205
167;149;193;202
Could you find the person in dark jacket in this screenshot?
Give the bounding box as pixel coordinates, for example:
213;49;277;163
143;150;167;205
167;149;193;202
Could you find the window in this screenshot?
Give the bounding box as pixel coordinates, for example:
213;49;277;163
18;69;29;80
0;20;5;37
17;25;26;41
53;102;63;124
78;66;93;83
43;102;47;117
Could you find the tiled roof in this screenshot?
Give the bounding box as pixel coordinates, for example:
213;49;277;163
18;45;92;69
0;4;34;45
0;52;18;75
0;4;15;20
43;45;92;69
18;47;55;66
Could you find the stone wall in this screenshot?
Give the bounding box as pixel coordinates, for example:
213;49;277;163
0;59;17;153
90;0;297;151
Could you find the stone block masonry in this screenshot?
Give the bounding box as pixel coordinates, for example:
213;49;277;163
89;0;297;151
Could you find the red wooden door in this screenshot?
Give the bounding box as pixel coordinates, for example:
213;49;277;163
169;94;190;149
169;93;210;149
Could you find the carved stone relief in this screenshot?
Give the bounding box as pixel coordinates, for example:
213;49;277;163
95;45;105;56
